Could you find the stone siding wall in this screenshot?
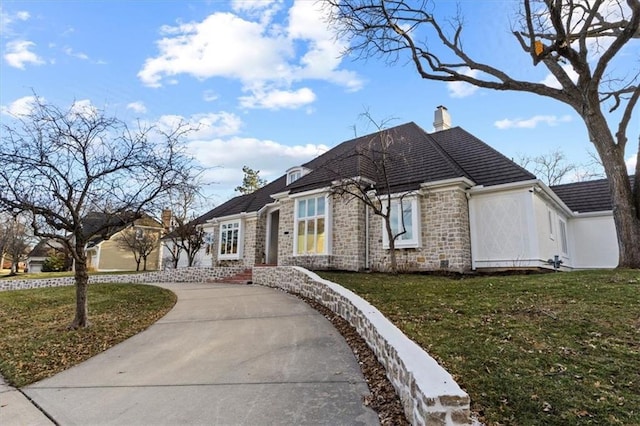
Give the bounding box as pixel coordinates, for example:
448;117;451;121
277;198;295;266
254;266;471;425
369;189;472;273
331;194;366;271
0;267;246;292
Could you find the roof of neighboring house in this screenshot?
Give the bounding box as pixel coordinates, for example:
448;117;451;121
551;176;635;213
27;239;64;258
83;211;160;247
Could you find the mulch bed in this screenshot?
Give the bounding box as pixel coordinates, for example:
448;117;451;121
297;294;409;425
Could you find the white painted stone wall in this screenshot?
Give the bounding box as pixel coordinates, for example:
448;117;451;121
0;267;245;291
254;265;471;426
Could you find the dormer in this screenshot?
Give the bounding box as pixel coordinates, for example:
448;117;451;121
286;166;310;185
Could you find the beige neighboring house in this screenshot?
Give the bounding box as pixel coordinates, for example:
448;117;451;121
85;214;164;272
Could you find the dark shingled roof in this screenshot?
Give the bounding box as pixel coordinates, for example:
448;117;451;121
430;127;536;186
27;239;64;258
551;176;635;213
189;122;540;221
163;176;288;238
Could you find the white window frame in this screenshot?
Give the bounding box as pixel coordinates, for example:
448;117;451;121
382;196;421;249
287;170;302;185
218;219;242;260
293;194;329;255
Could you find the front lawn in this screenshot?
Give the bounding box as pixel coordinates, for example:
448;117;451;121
0;283;176;387
318;270;639;426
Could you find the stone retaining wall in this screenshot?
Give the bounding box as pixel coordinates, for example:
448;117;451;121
0;267;245;291
254;265;471;426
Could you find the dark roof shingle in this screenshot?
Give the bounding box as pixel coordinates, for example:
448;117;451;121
550;177;635;213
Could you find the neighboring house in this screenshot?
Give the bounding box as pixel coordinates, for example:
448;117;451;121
178;106;625;273
26;239;65;273
84;213;164;272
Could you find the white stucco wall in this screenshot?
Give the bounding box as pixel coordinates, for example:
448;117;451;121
531;193;571;267
569;213;618;269
162;242;211;269
469;187;538;269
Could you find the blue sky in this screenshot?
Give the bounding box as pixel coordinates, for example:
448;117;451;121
1;0;637;208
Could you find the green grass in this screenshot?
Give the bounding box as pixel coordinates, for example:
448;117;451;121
0;283;176;387
318;270;640;426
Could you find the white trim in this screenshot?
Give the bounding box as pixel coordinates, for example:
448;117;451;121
293;194;330;256
270;190;290;200
420;177;475;191
382;196;421;249
289;187;331;199
218;219;243;260
206;211;257;224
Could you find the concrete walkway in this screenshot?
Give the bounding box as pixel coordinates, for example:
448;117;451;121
2;283;378;425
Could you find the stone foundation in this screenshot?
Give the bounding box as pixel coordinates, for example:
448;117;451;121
0;267;246;291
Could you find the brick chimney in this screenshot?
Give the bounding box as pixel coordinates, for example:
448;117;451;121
433;105;451;132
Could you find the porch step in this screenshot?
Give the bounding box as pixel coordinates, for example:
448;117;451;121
216;268;253;285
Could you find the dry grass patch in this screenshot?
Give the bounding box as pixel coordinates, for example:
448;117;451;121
0;283;176;387
318;270;639;426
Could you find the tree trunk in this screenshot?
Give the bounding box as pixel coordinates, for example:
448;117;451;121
142;256;147;271
70;241;90;329
136;260;141;272
384;216;398;274
586;116;640;268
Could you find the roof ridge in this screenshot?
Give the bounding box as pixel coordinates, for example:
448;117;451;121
412;123;472;182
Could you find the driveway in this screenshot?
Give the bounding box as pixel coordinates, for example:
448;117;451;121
20;283;379;425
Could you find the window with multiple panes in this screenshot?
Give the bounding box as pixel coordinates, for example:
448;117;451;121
219;220;241;259
295;196;327;255
287;170;302;185
382;197;420;249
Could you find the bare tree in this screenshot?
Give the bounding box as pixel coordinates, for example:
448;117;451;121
0;215;31;274
117;226;160;271
328;112;411;274
327;0;640;268
516;148;577;185
0;96;196;328
163;183;207;268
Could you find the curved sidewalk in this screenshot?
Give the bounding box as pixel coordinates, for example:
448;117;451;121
13;283;379;425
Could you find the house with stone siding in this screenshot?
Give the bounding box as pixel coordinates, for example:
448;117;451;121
168;106;622;273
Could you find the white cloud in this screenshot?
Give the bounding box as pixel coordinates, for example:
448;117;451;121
126;101;147;114
1;8;30;35
4;40;44;69
138;0;362;109
156;112;243;140
69;99;99;117
188;136;329;189
239;87;316;110
0;95;40;116
447;69;480;98
203;90;218;102
63;47;89;61
540;64;580;89
494;114;573;129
